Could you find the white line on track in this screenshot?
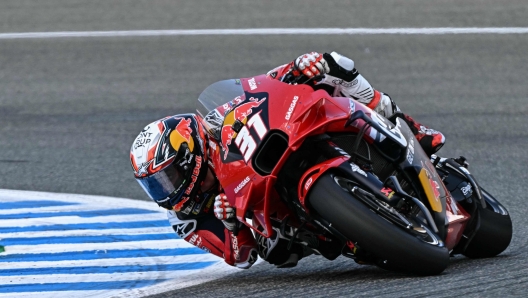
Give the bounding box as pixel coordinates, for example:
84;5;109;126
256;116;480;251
4;238;194;254
0;270;206;285
0;213;165;227
0;27;527;39
0;204;155;215
0;291;124;298
1;227;174;238
0;189;159;210
2;254;221;270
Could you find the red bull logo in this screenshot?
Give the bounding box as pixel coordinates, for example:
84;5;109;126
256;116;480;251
220;125;236;159
430;179;441;198
220;97;266;160
170;117;195;152
233;97;265;121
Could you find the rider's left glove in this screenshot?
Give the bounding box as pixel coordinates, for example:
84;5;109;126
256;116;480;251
294;52;330;78
214;193;236;231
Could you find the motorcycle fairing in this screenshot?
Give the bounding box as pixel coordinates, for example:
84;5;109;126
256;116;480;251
203;74;469;244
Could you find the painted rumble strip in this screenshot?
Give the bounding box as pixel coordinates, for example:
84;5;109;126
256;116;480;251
0;190;243;298
0;27;527;39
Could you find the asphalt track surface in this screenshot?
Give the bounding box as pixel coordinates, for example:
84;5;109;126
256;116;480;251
1;0;527;297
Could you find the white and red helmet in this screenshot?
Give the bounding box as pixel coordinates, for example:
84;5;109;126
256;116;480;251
130;114;208;210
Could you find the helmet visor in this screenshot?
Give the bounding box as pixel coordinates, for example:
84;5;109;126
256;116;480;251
135;162;186;206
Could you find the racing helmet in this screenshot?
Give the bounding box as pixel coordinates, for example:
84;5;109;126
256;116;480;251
130;114;208;210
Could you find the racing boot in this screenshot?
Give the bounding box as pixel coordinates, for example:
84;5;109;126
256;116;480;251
255;227;307;268
214;194;259;269
402;114;445;156
225;227;259;269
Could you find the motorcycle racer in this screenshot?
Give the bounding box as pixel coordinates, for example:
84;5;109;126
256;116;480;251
130;51;446;270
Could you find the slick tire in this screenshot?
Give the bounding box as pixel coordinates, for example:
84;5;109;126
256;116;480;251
307;173;450;276
462;189;513;259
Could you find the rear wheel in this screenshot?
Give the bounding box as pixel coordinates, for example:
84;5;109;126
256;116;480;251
462;189;513;258
307;173;449;275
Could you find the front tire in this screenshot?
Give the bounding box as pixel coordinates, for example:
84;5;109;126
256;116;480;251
307;173;450;275
462;189;513;258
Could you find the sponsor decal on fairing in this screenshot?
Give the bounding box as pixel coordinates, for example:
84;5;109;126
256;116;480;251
407;138;415;164
348;99;356;114
285;96;299;120
369;114;407;147
350;162;367;177
431;180;441;198
461;184;472;196
233;95;244;105
234;176;251;194
248;77;258;90
380;187;395;198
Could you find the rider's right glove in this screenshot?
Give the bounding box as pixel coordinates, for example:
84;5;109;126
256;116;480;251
294;52;330;78
214;193;236;231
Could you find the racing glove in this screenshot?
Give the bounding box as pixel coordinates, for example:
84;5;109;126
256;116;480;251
214;193;236;231
294;52;330;78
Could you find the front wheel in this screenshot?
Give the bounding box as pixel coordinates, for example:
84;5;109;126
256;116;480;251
462;188;513;258
307;173;450;275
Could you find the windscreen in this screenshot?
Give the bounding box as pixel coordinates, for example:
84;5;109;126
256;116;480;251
197;79;245;113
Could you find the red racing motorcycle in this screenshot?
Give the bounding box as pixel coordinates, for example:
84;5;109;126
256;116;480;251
197;74;512;275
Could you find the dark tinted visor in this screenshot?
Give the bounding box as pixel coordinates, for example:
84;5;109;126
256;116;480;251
135;162;186;205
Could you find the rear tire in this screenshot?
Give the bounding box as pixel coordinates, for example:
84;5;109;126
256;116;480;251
307;173;450;275
462;189;513;258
